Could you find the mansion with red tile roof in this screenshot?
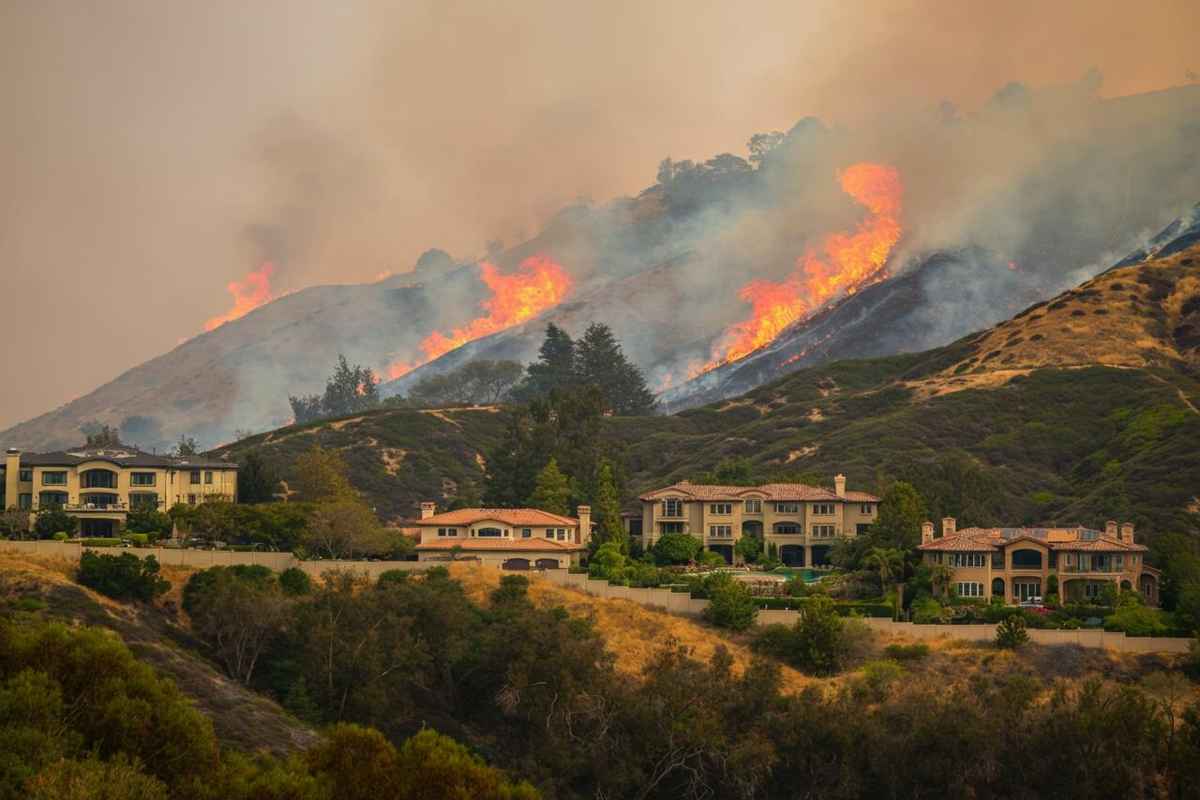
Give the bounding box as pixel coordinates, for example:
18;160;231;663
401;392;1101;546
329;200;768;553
413;502;591;569
919;517;1159;605
633;474;880;566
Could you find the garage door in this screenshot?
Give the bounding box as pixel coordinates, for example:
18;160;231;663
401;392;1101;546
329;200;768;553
502;558;531;570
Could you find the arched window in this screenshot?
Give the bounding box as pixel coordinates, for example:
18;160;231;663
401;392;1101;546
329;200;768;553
80;469;118;489
1011;549;1043;569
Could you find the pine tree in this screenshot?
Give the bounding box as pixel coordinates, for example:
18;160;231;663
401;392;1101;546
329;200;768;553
519;323;576;399
529;458;571;516
574;323;656;415
482;413;537;507
592;459;627;553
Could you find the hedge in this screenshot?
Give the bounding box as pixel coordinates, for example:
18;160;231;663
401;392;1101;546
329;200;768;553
82;538;123;547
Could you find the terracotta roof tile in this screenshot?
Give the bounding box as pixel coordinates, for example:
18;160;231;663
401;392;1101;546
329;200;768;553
415;508;580;527
416;538;583;552
919;526;1147;552
639;482;880;502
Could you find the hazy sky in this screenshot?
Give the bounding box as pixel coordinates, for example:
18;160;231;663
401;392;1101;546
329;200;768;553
1;0;1197;430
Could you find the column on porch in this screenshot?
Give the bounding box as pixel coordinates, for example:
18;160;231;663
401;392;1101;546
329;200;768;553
804;544;812;569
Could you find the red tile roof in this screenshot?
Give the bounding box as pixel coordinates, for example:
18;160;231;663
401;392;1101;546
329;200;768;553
415;538;584;552
415;508;580;528
639;481;879;502
919;526;1147;553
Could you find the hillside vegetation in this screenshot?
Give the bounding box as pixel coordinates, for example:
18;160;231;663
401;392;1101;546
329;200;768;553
217;245;1200;544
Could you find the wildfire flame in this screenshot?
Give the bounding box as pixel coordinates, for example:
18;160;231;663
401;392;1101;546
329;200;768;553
387;255;572;379
204;263;275;332
692;163;902;376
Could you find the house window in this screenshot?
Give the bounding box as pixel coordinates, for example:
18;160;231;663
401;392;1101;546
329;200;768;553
190;471;201;485
130;493;159;510
19;469;32;482
662;499;684;517
476;527;503;538
522;528;532;538
41;471;67;486
187;494;197;505
18;493;32;510
956;582;984;598
744;500;762;514
811;524;835;538
38;492;68;508
204;471;214;485
949;553;986;568
812;503;834;516
860;503;873;514
708;525;732;539
709;503;732;515
556;528;567;541
856;523;871;535
130;472;156;486
660;522;685;535
437;527;460;538
774;502;800;514
773;522;801;534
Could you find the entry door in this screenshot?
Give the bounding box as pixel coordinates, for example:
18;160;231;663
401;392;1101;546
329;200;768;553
1014;580;1040;602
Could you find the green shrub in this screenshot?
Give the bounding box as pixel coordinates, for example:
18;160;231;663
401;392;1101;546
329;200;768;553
76;552;169;602
911;597;948;624
697;549;727;568
883;642;930;661
124;508;173;538
752;595;870;676
279;567;313;595
652;533;702;565
995;614;1029;648
1104;605;1171;637
588;541;627;580
124;533;151;547
81;538;122;547
376;569;412;588
701;573;758;631
51;532;69;542
33;507;78;539
856;659;905;699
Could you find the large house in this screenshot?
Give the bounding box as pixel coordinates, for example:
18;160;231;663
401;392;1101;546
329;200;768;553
636;475;880;565
918;517;1160;606
2;446;237;537
413;502;591;569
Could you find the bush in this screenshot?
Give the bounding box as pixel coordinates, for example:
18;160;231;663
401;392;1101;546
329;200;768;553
701;573;758;631
911;597;948;624
82;538;122;547
652;533;702;565
124;533;151;547
279;567;313;596
697;549;727;568
588;541;627;580
33;507;78;539
883;642;930;661
77;552;169;602
125;508;173;538
855;659;905;700
1104;605;1172;637
752;595;870;676
995;614;1029;648
51;532;69;542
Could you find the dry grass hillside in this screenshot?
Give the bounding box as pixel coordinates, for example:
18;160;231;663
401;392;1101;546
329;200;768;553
911;243;1200;398
0;553;317;756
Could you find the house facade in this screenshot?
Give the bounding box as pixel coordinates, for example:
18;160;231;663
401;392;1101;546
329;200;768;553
918;517;1159;606
636;474;880;565
2;446;237;537
413;503;591;569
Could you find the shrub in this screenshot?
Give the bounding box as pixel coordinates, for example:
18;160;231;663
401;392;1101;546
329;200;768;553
883;642;930;661
51;532;69;542
701;573;758;631
752;595;866;676
82;538;122;547
697;549;727;568
124;508;173;538
911;597;948;624
124;533;151;547
377;569;412;588
76;552;169;602
33;508;78;540
1104;605;1171;637
652;533;702;565
856;659;905;700
279;567;313;596
995;614;1029;648
588;541;627;580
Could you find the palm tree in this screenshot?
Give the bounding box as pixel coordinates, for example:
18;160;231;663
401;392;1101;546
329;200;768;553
865;547;907;620
929;563;956;599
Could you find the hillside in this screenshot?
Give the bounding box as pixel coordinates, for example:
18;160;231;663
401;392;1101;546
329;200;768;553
0;553;316;756
5;85;1200;451
217;238;1200;541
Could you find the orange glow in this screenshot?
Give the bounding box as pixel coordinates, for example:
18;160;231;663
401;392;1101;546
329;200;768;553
693;163;902;376
387;255;572;379
204;263;275;332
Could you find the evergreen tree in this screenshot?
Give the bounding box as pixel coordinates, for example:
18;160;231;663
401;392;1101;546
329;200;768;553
870;481;928;551
237;450;279;504
323;355;380;417
529;458;571;515
574;323;656;415
592;459;627;552
516;323;577;400
482;414;538;507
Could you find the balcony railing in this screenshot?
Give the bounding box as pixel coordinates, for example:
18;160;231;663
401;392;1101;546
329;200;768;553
1059;565;1124;574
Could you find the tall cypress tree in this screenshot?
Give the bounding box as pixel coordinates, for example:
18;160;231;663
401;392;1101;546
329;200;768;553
529;458;572;516
592;459;627;553
574;323;657;415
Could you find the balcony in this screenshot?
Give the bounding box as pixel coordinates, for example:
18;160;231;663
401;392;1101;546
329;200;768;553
1059;565;1124;575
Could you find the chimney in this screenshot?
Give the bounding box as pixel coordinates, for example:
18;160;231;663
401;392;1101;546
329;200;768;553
576;505;592;545
1120;522;1134;544
3;449;19;509
419;502;436;520
942;517;957;537
1105;520;1118;539
834;473;846;498
921;521;934;544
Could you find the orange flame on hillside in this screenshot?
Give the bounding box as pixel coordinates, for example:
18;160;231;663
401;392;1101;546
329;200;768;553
691;163;902;376
204;263;275;332
387;255;572;379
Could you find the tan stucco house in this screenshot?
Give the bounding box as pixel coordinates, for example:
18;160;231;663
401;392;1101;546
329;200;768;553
636;474;880;565
918;517;1160;605
413;502;591;569
2;446;237;537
